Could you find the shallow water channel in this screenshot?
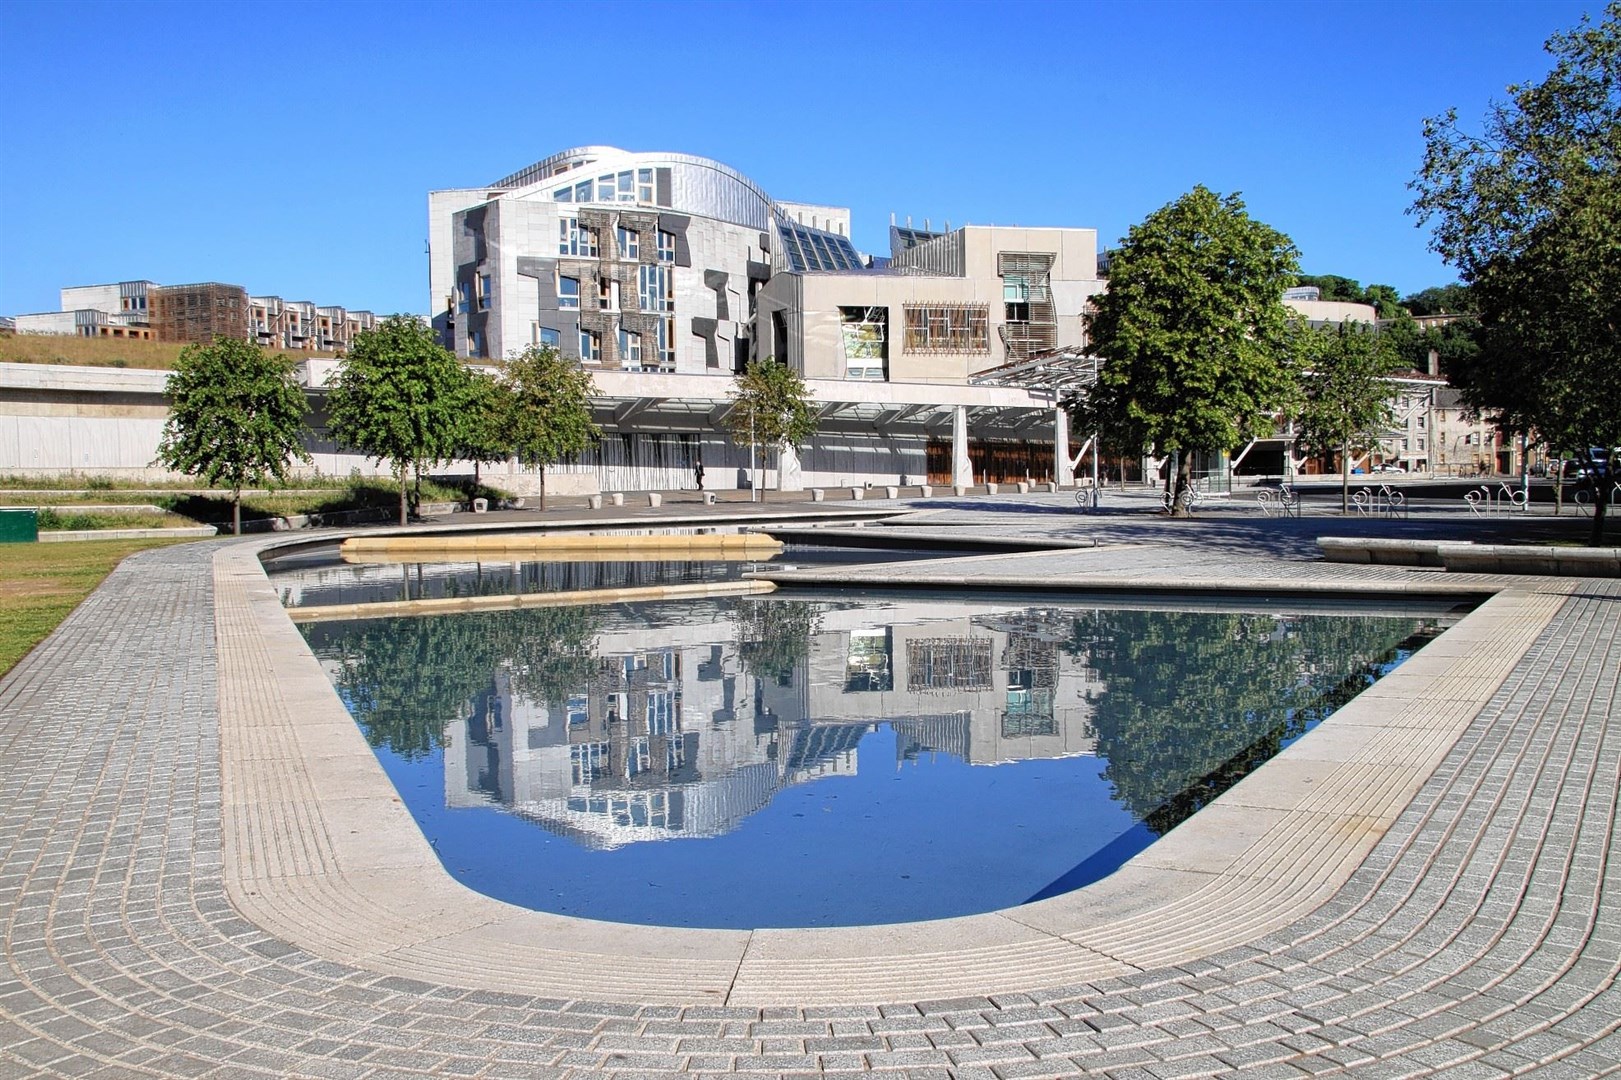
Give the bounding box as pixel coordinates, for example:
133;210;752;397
288;561;1462;929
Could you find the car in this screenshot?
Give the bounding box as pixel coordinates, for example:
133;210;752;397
1373;463;1406;473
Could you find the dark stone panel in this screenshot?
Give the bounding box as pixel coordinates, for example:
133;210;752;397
704;270;730;321
746;260;771;283
691;316;720;370
658;214;693;268
656;167;672;207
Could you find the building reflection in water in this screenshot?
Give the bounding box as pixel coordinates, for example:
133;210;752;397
443;598;1102;850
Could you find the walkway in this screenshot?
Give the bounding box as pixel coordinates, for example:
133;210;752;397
1;498;1617;1077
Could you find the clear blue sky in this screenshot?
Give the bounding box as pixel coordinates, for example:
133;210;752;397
0;0;1600;318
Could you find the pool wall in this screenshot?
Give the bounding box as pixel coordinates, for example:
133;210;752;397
217;535;1567;1005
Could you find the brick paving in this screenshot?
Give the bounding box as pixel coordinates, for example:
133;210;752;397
1;499;1618;1077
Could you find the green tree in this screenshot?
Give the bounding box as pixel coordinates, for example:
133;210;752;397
454;369;514;506
1293;321;1400;512
1071;609;1426;835
1411;4;1621;542
327;315;472;525
1079;186;1303;514
500;344;600;509
732;596;824;683
155;337;310;535
1402;283;1473;316
726;358;817;499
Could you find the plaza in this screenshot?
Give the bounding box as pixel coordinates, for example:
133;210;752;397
1;491;1616;1077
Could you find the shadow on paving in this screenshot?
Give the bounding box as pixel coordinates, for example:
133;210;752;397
914;498;1600;561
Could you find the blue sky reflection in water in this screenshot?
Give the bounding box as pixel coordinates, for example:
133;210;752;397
303;594;1454;929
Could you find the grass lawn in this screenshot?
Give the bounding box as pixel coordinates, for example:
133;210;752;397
0;537;198;676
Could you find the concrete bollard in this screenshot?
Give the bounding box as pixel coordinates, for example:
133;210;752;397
811;488;824;502
647;492;662;507
920;485;932;498
850;487;864;501
886;486;898;499
1016;481;1029;494
609;492;624;507
954;485;967;496
472;497;488;513
704;492;716;505
588;495;603;510
986;482;998;495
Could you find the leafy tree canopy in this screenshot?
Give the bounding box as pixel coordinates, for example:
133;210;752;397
1411;3;1621;540
1294;321;1401;511
326;315;472;524
726;357;818;452
1077;186;1303;511
155;337;310;534
1402;283;1474;317
500;344;601;475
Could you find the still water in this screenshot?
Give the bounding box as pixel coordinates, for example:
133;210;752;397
300;592;1456;928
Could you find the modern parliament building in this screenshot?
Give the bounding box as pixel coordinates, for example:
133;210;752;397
427;146;1106;495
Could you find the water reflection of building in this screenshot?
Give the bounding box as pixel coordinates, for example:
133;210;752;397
443;600;1101;848
763;604;1098;767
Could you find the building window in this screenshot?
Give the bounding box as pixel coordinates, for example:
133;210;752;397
902;303;990;354
839;306;888;380
580;328;601;362
535;325;560;349
559;218;598;257
558;276;580;310
617;171;634;201
638;265;672;312
597;174;616;201
457;283;470;315
646;691;676;735
597;276;614;309
617;226;639;260
638;168;654;203
477;274;491;311
619;327;642;368
469;329;485;358
656;317;675;369
657;229;676;263
553;185;573;203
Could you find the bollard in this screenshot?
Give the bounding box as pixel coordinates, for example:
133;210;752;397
609;492;624;507
704;492;716;505
1016;481;1029;494
850;487;865;501
885;486;898;499
811;489;824;502
472;497;488;513
954;485;967;496
986;482;998;495
920;485;932;498
648;492;662;507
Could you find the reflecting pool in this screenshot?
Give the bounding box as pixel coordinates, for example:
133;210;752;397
300;593;1458;928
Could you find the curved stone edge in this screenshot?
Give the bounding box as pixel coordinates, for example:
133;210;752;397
215;535;1568;1006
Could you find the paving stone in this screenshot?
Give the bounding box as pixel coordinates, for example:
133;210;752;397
0;531;1618;1077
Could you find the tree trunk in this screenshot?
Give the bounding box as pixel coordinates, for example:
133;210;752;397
1590;466;1610;546
1341;442;1351;514
233;492;242;536
472;461;482;511
397;464;408;526
539;464;546;511
1170;452;1192;517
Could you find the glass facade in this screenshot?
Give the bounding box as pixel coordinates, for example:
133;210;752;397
777;221;864;272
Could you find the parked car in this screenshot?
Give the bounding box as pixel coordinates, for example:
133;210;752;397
1373;463;1406;473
